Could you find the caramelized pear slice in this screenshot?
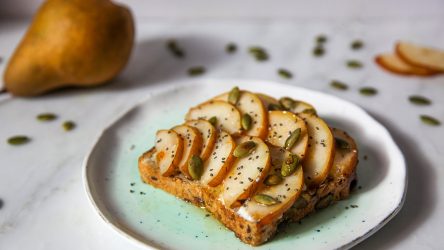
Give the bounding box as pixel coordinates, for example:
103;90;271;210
172;125;203;178
185;119;217;161
154;130;184;176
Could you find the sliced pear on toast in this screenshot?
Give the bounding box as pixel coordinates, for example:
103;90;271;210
237;146;304;225
298;113;335;187
279;97;317;114
256;93;280;110
330;128;358;179
220;136;271;208
154;130;184;176
213;90;268;139
201;130;236;187
396;41;444;72
185;120;217;161
375;53;438;76
267;111;308;159
172;125;203;178
185;100;242;135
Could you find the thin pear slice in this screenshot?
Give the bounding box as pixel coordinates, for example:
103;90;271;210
330;128;358;179
172;125;203;178
375;53;438;76
297;113;335;187
267;111;308;159
154;130;184;176
185;100;242;135
220;136;271;208
201;130;236;187
237;146;304;225
256;93;279;110
213;91;268;139
289;100;316;114
185;120;217;161
396;41;444;72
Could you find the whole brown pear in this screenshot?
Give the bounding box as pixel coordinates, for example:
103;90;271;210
4;0;134;96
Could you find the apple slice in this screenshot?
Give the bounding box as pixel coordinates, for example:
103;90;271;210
172;125;203;178
375;53;438;76
396;41;444;72
237;146;304;225
213;90;268;139
330;128;358;179
201;130;236;187
185;119;217;161
297;113;335;187
219;136;271;208
185;100;242;135
267;111;308;159
154;130;184;176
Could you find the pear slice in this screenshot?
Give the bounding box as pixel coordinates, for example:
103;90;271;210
289;100;316;114
297;113;335;187
375;53;438;76
267;111;308;159
201;130;236;187
255;93;279;110
219;136;271;208
330;128;358;179
154;130;184;176
185;100;242;135
185;120;217;161
396;41;444;72
213;91;268;139
237;146;304;225
172;125;203;178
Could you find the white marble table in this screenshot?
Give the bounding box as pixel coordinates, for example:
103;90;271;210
0;17;443;250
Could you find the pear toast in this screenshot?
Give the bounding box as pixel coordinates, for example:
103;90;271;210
138;88;358;246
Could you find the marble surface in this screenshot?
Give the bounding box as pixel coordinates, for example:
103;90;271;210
0;17;443;250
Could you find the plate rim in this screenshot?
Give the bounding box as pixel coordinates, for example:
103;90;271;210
82;78;407;250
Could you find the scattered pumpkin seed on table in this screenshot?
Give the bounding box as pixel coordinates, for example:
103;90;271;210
359;87;378;96
351;40;364;50
187;66;205;76
63;121;76;131
316;35;327;44
346;60;363;69
248;46;269;61
330;80;348;90
420;115;441;126
277;68;293;79
226;43;237;54
7;135;30;146
37;113;57;122
253;194;280;206
166;39;185;58
313;46;325;57
409;95;431;106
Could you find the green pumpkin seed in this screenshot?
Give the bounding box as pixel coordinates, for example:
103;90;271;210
346;60;363;69
226;43;237;54
166;39;185;58
284;128;301;150
359;87;378;96
208;116;217;126
188;155;203;180
268;103;283;111
316;35;327;44
7;135;30;145
228;86;240;105
62;121;76;131
335;137;350;149
253;194;280;206
292;196;308;209
248;47;269;61
264;174;283;186
315;194;334;209
233;141;256;158
351;40;364;50
188;66;205;76
241;113;252;130
409;95;431;106
302;108;317;115
37;113;57;122
330;80;348;90
420;115;441;126
279;97;295;110
313;45;325;57
278;69;293;79
281;154;299;177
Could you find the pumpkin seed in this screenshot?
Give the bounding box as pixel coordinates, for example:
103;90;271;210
335;137;350;149
346;60;363;69
313;45;325;57
166;39;185;58
264;174;283;186
330;80;348;90
420;115;441;126
281;154;299;177
284;128;301;150
316;35;327;44
188;155;203;180
248;47;269;61
278;69;293;79
226;43;237;54
253;194;280;206
241;113;252;130
37;113;57;122
7;135;30;145
268;103;283;111
208;116;217;126
302;108;317;115
359;87;378;96
62;121;76;131
188;66;205;76
315;194;334;209
228;86;240;105
292;196;308;209
409;95;431;106
351;40;364;50
279;97;295;110
233;141;256;158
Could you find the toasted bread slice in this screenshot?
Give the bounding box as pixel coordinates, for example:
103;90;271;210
185;120;217;161
396;41;444;72
172;125;203;178
375;53;438;76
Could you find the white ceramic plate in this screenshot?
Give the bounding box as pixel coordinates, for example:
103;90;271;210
83;79;406;250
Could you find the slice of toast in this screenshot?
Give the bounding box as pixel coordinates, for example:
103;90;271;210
138;128;358;246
